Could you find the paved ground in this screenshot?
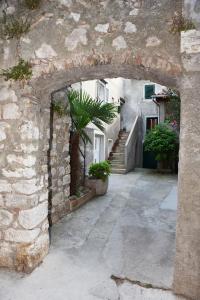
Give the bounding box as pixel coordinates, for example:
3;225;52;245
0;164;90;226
0;170;186;300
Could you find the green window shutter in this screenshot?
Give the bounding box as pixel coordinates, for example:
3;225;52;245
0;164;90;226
145;85;155;99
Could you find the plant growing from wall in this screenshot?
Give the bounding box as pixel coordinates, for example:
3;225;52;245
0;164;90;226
0;59;32;81
0;11;30;39
144;123;178;170
169;12;196;34
52;101;66;117
24;0;41;9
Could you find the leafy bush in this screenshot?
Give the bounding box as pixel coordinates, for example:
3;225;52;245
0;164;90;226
144;123;178;162
1;59;32;81
89;161;111;181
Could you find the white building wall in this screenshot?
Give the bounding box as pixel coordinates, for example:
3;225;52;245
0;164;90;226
71;79;123;169
122;79;166;135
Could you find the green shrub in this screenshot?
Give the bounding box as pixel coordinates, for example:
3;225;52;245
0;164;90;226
1;59;32;81
89;161;111;181
144;123;178;162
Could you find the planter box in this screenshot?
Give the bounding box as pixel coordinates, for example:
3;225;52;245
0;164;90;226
69;189;95;212
85;178;108;196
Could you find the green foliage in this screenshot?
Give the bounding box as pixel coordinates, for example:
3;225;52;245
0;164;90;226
67;89;117;143
24;0;41;9
89;161;111;181
52;101;66;117
144;123;178;162
1;59;32;81
170;13;196;34
0;11;30;39
165;89;181;129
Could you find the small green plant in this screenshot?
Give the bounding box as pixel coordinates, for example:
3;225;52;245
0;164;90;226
169;13;196;34
144;123;178;162
89;161;111;182
1;59;32;81
24;0;41;9
52;101;66;117
1;11;31;39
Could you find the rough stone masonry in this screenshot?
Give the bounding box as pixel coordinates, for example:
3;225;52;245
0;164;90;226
0;0;200;299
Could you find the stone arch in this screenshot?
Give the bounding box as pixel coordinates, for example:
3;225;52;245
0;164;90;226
0;0;200;299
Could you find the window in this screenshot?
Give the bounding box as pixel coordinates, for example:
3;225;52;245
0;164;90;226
97;80;108;102
146;117;158;131
144;84;155;100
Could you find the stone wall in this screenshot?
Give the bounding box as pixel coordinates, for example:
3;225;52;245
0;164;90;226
0;83;49;272
49;104;71;224
173;29;200;300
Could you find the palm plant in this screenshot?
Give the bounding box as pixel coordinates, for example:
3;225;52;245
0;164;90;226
67;89;117;195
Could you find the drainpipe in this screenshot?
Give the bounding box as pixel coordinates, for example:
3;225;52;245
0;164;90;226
153;98;160;123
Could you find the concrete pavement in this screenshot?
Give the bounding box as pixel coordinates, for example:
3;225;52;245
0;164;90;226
0;170;187;300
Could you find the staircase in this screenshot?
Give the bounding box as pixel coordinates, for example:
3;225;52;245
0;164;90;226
109;131;129;174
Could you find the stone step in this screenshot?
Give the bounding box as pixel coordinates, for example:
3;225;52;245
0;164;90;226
115;146;125;151
111;151;124;155
110;164;126;169
109;159;124;164
119;136;128;140
111;168;127;174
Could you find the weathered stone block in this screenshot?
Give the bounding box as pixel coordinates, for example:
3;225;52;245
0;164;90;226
0;209;13;227
7;154;36;167
0;87;17;103
52;192;63;206
39;191;48;203
15;233;49;273
0;180;11;193
12;178;42;195
4;194;38;209
2;167;36;178
35;43;57;59
0;127;6;142
18;202;48;229
5;228;40;243
63;174;70;185
65;28;88;51
3;103;20;119
181;30;200;54
0;241;14;268
20;121;39;141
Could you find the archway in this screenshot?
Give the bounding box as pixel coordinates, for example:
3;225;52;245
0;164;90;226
0;0;199;299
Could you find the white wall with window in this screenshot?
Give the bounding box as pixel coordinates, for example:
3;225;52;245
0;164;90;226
71;78;122;170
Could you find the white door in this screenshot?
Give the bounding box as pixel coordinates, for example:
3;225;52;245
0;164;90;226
94;135;101;163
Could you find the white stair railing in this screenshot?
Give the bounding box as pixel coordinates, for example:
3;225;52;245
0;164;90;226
125;116;139;172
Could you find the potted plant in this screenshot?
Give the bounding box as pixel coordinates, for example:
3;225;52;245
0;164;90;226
144;123;178;172
86;161;111;196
